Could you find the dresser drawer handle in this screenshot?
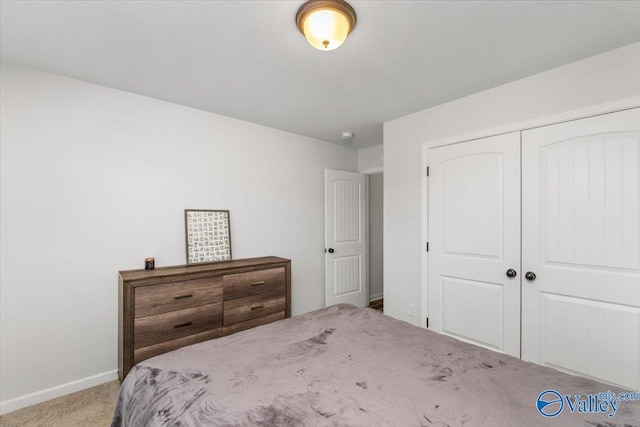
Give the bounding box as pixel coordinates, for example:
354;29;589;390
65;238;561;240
174;321;193;329
250;305;265;311
174;293;193;300
249;281;265;286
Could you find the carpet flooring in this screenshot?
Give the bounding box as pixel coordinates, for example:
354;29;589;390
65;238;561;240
0;380;120;426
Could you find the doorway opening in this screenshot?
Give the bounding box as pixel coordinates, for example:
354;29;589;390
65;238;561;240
323;168;383;310
367;172;383;312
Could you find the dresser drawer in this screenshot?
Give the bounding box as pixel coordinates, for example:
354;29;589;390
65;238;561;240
134;302;222;349
223;267;285;300
134;328;223;365
223;311;285;336
223;290;285;326
135;277;223;318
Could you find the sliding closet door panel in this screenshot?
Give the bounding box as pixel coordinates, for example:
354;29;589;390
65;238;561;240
522;107;640;390
428;132;521;357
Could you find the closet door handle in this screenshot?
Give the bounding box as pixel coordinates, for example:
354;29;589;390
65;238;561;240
506;269;517;278
327;248;335;253
525;271;537;282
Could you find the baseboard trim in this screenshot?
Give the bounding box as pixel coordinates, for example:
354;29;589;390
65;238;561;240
0;369;118;415
369;293;383;302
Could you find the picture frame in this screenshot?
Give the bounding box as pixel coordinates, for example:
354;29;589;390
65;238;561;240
184;209;232;264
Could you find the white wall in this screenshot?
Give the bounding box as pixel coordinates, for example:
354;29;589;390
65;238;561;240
383;42;640;325
357;144;383;173
0;64;357;410
368;173;384;301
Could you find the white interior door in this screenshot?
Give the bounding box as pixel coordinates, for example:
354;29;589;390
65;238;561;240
428;132;521;357
522;108;640;390
325;169;367;307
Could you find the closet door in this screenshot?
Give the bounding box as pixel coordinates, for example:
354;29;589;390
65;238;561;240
522;108;640;390
428;132;521;357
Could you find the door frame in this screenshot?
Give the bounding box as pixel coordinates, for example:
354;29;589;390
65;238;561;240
363;167;384;305
421;96;640;331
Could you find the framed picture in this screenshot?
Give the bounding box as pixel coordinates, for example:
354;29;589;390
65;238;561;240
184;209;232;264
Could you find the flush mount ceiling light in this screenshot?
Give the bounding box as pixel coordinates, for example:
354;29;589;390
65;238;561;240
295;0;357;51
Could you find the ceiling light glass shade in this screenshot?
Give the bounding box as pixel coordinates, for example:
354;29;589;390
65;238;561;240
296;0;356;51
303;9;349;51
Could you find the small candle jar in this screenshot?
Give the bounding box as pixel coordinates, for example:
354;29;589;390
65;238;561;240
145;257;155;270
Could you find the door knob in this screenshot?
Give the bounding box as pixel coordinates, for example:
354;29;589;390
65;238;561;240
327;248;335;253
525;271;536;281
506;269;517;278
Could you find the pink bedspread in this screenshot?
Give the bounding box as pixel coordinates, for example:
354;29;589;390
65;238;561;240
112;304;640;426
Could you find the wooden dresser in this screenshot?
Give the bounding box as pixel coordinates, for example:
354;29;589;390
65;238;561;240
118;256;291;381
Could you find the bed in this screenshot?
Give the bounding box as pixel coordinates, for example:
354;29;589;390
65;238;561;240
112;304;639;426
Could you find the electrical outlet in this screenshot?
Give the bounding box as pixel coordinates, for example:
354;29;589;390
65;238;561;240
408;303;416;318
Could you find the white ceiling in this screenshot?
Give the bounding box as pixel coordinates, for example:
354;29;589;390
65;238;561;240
2;1;640;148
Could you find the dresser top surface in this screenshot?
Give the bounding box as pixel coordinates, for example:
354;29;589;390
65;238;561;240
119;256;290;282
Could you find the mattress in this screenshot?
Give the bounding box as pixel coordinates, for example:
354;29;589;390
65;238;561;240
112;304;639;426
